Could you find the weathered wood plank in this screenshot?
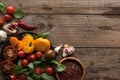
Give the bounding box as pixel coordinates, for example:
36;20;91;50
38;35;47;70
72;48;120;80
19;14;120;47
2;0;120;14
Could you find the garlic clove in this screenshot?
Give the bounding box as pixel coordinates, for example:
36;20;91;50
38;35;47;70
54;44;63;53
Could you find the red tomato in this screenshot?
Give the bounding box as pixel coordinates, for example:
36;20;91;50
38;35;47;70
45;67;54;75
0;18;4;26
17;51;26;58
4;14;13;21
0;60;15;74
9;75;16;80
35;51;42;59
34;66;42;75
27;54;36;61
21;59;29;67
6;6;15;14
19;74;27;80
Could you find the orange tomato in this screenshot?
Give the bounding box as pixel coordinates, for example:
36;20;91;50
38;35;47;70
10;37;19;46
17;41;23;50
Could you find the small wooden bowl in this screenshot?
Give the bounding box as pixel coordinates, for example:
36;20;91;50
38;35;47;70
56;57;85;80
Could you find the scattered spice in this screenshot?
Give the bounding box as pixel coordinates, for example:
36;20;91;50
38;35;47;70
58;60;83;80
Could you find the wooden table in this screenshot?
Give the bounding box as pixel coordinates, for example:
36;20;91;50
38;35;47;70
0;0;120;80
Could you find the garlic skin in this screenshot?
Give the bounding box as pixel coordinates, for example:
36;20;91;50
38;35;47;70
54;44;63;53
62;45;75;57
0;30;7;42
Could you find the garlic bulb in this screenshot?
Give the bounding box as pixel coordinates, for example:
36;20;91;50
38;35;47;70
62;44;75;57
0;30;7;42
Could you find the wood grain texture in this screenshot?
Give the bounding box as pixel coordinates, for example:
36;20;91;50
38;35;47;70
56;48;120;80
19;14;120;47
3;0;120;14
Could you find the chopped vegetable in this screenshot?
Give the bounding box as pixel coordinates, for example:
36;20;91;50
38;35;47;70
2;45;17;60
0;60;15;74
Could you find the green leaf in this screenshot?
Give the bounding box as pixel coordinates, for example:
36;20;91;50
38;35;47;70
18;60;21;66
0;2;6;13
32;61;41;66
28;63;34;69
50;60;66;72
41;55;46;62
33;74;41;80
56;64;66;72
40;73;55;80
41;32;50;38
50;60;59;65
14;9;25;19
27;76;34;80
19;69;29;73
34;32;50;39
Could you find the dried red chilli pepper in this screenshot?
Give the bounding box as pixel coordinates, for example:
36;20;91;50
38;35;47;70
17;20;37;30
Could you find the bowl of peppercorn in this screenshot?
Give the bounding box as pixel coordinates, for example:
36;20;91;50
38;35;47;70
56;57;85;80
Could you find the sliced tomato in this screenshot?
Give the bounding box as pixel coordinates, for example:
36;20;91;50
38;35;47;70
2;45;17;60
0;60;15;74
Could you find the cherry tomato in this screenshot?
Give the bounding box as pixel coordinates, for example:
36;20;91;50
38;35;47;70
17;50;26;58
35;51;42;59
0;18;4;26
9;74;16;80
34;66;42;75
0;60;15;74
6;6;15;14
19;74;27;80
21;59;29;67
45;67;54;75
4;14;13;21
27;54;36;61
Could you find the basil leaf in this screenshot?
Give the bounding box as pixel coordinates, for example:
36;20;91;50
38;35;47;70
14;9;25;19
28;63;34;69
32;61;41;66
50;60;59;65
40;73;55;80
41;32;50;38
50;60;66;72
27;76;34;80
56;64;66;72
33;74;42;80
18;69;29;74
0;2;6;13
18;60;21;66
